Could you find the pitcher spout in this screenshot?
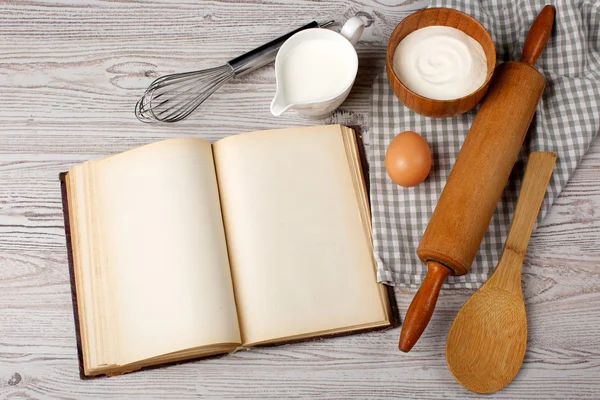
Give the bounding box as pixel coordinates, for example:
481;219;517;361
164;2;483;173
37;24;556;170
270;91;293;116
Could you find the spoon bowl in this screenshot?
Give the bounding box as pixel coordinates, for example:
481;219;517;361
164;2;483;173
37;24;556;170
446;288;527;393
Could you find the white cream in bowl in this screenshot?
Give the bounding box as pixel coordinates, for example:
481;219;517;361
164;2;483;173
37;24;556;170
392;26;487;100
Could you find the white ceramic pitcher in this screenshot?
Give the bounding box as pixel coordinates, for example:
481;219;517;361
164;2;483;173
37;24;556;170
270;17;365;117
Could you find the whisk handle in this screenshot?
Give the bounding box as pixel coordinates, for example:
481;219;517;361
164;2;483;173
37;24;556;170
228;21;320;76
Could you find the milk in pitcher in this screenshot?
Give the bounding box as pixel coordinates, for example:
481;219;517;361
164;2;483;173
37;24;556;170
281;39;356;104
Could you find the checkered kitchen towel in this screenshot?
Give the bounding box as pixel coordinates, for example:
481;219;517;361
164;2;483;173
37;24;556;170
369;0;600;288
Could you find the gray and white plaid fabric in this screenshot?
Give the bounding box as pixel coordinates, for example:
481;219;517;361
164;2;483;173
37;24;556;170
369;0;600;288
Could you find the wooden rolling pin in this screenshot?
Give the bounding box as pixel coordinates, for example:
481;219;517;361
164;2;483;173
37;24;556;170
399;5;556;353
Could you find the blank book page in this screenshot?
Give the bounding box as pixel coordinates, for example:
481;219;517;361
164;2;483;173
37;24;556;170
91;138;241;364
214;125;387;345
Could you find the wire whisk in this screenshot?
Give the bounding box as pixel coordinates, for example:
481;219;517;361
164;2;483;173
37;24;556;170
135;65;234;123
135;20;333;123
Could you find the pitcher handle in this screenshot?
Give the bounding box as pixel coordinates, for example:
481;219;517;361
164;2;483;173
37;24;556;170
340;16;365;46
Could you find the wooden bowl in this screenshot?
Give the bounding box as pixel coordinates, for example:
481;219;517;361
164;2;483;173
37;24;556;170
386;8;496;118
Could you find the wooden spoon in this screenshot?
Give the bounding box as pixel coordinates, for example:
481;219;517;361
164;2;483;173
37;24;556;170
445;151;556;394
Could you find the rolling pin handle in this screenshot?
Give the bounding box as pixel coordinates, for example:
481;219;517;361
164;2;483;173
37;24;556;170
520;5;556;66
399;261;452;352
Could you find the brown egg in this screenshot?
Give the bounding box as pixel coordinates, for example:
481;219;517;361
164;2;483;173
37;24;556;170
385;131;432;187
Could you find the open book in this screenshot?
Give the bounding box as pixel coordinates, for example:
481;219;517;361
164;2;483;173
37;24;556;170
61;124;391;377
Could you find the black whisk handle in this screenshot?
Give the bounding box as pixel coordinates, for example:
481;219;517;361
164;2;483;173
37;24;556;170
228;21;323;76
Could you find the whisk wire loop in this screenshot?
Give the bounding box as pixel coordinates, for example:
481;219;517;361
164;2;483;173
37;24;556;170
135;64;235;123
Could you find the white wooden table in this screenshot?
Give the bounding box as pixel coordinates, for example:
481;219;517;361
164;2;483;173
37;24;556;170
1;1;599;398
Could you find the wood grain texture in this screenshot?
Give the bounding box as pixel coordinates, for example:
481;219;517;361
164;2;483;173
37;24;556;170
403;31;552;352
416;63;547;277
445;153;555;394
0;0;599;399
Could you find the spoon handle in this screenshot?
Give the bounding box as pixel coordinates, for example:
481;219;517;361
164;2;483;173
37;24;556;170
490;152;556;291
